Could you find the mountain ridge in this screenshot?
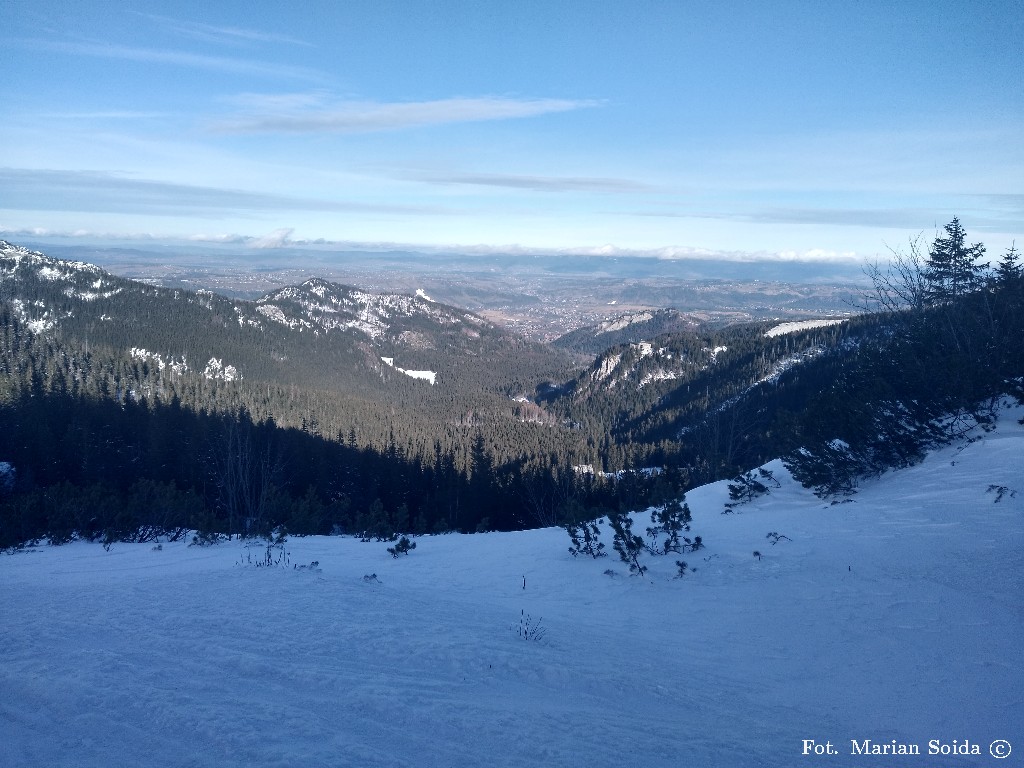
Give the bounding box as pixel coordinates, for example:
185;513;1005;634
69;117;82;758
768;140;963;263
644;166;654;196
0;239;574;401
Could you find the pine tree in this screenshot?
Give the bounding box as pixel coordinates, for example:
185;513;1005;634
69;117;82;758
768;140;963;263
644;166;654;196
924;218;986;304
386;535;416;557
608;510;647;576
995;245;1022;290
724;467;780;511
645;497;691;554
566;517;606;558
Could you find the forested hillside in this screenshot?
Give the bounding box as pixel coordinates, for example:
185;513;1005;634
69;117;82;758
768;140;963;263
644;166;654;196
0;242;632;546
542;220;1024;487
551;308;701;356
2;220;1022;548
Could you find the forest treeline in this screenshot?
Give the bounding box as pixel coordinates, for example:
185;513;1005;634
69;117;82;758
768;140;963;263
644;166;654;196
1;220;1022;547
0;304;675;548
542;220;1024;491
0;377;684;548
779;220;1024;494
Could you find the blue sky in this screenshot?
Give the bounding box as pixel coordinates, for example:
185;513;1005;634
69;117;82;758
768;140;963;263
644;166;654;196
2;0;1021;261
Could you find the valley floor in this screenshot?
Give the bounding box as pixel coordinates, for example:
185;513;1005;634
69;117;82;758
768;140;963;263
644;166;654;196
2;405;1022;767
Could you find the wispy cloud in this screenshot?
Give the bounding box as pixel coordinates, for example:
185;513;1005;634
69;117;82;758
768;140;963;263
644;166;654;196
413;171;657;194
138;13;313;48
248;228;296;248
968;194;1024;222
30;40;323;81
0;168;449;217
0;226;292;248
32;110;169;120
211;96;602;134
629;206;937;230
630;204;1024;232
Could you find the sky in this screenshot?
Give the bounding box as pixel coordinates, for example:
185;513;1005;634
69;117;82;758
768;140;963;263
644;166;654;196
1;0;1022;262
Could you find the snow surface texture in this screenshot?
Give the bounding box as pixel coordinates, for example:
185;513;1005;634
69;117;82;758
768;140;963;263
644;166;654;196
2;407;1022;767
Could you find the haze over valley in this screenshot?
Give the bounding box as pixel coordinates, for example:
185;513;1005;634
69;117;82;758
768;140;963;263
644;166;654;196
18;239;866;342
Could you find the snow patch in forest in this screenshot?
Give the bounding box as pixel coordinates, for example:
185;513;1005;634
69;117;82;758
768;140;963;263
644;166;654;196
203;357;240;382
130;348;189;376
381;356;436;385
765;318;847;337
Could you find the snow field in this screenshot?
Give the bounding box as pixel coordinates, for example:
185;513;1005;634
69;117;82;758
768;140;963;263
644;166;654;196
1;406;1022;767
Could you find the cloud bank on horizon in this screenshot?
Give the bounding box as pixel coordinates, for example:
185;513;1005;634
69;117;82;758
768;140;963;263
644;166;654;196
1;0;1021;261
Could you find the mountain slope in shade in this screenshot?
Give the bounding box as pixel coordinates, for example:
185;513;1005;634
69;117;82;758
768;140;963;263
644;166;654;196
2;401;1020;768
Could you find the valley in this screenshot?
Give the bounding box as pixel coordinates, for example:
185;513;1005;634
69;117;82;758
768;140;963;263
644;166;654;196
1;221;1022;547
3;3;1020;765
19;240;866;343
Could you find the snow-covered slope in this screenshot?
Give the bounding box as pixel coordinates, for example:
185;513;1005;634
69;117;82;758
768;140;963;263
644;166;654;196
0;241;122;333
571;338;721;395
256;277;489;342
552;308;699;355
2;404;1022;767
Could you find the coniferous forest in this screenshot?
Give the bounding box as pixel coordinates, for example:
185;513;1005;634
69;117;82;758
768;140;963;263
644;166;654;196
1;219;1022;549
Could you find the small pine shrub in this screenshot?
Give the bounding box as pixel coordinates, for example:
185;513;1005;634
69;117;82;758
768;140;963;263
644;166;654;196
190;529;230;547
566;518;606;559
387;535;417;557
645;498;691;555
766;531;791;546
357;499;399;542
723;468;780;513
784;444;861;499
986;484;1017;502
608;511;647;577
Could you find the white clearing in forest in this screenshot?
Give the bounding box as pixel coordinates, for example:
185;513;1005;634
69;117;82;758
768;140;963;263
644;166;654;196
381;356;436;385
1;402;1022;767
765;318;847;337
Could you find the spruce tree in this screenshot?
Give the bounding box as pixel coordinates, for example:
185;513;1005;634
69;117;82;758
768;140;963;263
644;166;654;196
924;218;986;304
995;245;1022;289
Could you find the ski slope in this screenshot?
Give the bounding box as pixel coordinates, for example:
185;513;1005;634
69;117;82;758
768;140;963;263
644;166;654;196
2;404;1022;768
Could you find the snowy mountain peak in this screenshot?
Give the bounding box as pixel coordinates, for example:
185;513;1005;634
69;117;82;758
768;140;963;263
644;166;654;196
255;278;487;343
0;239;104;280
